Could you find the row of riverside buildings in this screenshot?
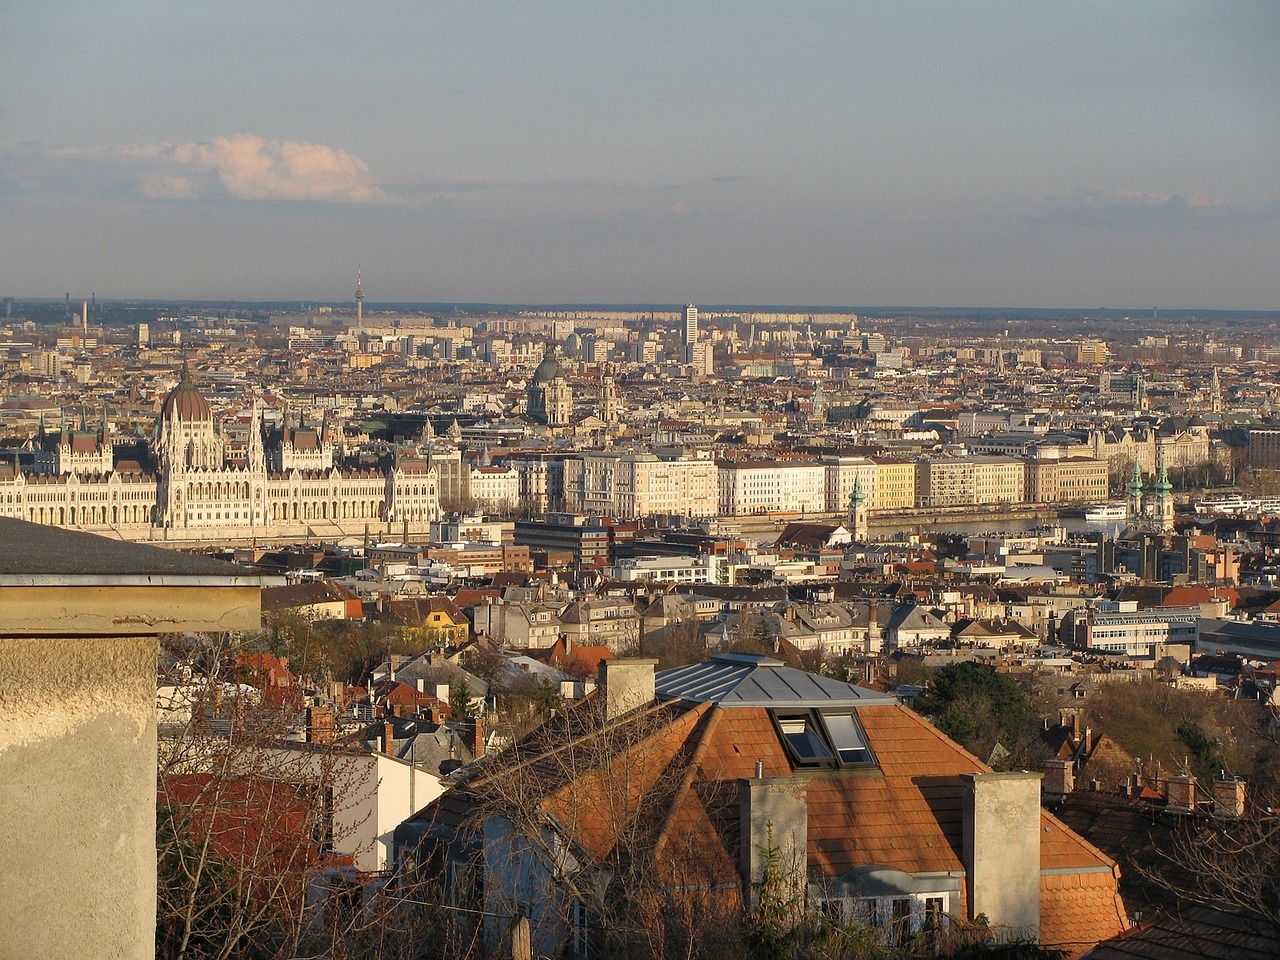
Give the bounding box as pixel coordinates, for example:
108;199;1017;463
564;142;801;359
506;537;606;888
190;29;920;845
559;451;1109;516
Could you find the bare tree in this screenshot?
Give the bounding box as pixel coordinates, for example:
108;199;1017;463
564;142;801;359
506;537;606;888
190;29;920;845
437;696;743;960
1152;800;1280;941
156;632;373;960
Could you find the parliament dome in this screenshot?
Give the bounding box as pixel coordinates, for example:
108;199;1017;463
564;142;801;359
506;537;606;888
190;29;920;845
161;364;212;422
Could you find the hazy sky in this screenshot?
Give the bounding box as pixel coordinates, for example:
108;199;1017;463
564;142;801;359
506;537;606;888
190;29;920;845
3;2;1278;308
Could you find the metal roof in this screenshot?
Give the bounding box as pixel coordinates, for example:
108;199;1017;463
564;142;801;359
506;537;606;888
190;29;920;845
655;652;896;708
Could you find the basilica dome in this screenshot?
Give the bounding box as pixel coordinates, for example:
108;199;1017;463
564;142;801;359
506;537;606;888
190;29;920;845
532;347;565;384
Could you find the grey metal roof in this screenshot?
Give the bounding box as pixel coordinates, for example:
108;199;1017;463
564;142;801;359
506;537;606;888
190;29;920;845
0;517;255;583
656;653;896;707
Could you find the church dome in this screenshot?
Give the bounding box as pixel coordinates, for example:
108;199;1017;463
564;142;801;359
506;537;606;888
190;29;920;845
532;347;565;384
161;363;211;422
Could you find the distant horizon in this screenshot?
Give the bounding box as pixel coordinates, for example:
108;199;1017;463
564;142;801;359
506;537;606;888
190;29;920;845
8;296;1279;320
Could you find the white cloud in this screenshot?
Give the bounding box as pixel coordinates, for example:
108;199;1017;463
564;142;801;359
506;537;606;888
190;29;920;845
148;135;382;202
2;135;383;203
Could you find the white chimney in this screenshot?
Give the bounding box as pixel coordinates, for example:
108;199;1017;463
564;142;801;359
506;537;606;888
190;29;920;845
598;658;657;720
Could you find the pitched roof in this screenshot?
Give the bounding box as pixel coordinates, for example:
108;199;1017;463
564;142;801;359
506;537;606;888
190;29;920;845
1083;902;1277;960
409;662;1127;955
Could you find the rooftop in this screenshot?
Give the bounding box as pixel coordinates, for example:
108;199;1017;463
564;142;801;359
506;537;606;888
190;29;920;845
0;517;254;585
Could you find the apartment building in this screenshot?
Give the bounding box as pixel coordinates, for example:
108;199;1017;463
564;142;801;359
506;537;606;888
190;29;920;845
1024;457;1109;504
563;450;719;518
718;459;826;515
916;456;1024;508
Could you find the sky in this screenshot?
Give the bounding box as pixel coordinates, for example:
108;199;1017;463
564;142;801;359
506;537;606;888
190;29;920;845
2;1;1278;309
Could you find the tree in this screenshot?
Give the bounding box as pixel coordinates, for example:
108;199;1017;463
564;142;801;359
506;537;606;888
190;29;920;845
449;677;475;721
441;696;742;960
1147;790;1280;945
745;827;801;960
916;662;1039;768
156;632;376;960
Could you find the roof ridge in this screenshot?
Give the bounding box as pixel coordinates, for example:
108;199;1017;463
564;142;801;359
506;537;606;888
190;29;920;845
650;702;721;863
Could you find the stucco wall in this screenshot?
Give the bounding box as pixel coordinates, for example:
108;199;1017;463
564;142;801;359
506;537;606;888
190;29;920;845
0;635;157;960
962;771;1042;938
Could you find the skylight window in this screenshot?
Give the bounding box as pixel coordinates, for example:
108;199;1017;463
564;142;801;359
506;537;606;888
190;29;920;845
777;716;833;764
771;710;876;769
823;712;873;765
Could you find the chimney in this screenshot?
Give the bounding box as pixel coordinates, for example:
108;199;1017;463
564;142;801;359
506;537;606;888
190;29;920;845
1166;774;1197;812
1084;726;1093;757
472;717;485;760
962;772;1042;936
598;658;658;720
1042;759;1074;797
306;706;333;745
1213;776;1246;818
382;721;395;756
739;776;808;914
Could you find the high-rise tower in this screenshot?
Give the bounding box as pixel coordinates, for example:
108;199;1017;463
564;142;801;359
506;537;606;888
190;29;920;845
355;269;364;329
683;303;699;364
683;303;698;343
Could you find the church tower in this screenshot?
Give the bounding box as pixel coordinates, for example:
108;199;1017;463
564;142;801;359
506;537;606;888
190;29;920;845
599;364;619;425
848;473;869;543
1152;453;1175;534
1126;460;1144;519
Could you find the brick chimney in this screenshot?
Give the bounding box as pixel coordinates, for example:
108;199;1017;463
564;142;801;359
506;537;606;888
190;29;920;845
382;721;395;756
1213;776;1246;818
1165;774;1196;812
472;717;485;760
306;706;333;745
598;658;658;720
1042;758;1074;797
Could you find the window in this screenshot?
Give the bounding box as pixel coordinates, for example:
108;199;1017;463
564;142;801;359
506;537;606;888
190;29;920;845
777;715;833;765
771;710;876;769
824;712;873;765
819;892;950;944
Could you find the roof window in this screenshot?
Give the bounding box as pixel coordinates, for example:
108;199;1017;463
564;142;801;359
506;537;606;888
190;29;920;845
771;709;875;769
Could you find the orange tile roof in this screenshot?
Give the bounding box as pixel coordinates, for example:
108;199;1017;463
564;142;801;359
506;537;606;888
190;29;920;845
410;693;1128;951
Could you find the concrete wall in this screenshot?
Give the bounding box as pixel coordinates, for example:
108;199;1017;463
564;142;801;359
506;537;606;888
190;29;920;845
0;530;262;960
0;635;157;960
962;772;1042;939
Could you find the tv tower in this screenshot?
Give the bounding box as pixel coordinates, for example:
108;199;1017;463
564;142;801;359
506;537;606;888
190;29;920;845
355;269;364;328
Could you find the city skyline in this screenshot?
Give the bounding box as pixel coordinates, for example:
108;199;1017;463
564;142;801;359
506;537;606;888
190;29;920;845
3;2;1279;309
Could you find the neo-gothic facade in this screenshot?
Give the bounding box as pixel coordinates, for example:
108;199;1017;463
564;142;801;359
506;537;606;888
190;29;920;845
0;366;439;543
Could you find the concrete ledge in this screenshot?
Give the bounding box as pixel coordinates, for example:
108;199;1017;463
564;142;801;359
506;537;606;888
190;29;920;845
0;583;263;636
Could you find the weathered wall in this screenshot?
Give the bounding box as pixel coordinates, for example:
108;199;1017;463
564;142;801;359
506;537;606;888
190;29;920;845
739;776;809;911
0;635;157;960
